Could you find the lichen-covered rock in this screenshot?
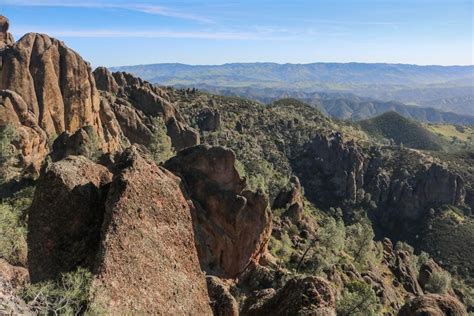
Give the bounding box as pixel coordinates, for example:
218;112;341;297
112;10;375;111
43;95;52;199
27;156;112;282
91;147;211;314
398;294;467;316
165;145;272;278
242;276;336;316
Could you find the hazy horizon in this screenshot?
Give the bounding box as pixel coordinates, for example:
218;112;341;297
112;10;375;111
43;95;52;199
1;0;472;67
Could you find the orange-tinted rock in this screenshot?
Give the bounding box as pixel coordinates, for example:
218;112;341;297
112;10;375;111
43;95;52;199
165;145;272;278
398;294;467;316
91;147;211;314
27;156;112;282
0;90;48;172
0;31;123;171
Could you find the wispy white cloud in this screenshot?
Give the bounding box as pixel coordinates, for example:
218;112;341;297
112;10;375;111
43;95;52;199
10;28;289;40
0;0;214;23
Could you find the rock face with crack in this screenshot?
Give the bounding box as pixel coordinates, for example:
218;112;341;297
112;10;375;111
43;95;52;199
165;145;272;278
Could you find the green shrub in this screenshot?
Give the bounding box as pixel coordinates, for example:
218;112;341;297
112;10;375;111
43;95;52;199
20;268;93;315
0;124;19;182
336;281;380;316
81;125;102;161
345;220;379;271
149;116;174;164
0;202;27;265
0;187;33;265
425;270;452;294
305;217;345;274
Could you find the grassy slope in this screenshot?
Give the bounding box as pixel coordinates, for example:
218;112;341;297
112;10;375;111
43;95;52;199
358;111;446;151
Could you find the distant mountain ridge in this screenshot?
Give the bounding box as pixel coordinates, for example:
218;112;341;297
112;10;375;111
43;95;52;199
112;62;474;117
112;62;474;86
186;86;474;125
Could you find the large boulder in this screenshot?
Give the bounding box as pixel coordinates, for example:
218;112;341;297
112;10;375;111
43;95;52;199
242;276;336;316
27;156;112;282
90;147;211;314
165;145;272;278
398;294;467;316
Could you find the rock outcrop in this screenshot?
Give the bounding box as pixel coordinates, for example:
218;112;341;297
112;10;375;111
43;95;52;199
242;276;336;316
206;276;239;316
165;145;272;278
398;294;467;316
28;147;212;313
91;147;211;314
273;176;304;223
93;67;199;151
0;15;14;49
0;90;48;172
27;156;112;282
295;133;466;241
0;31;123;172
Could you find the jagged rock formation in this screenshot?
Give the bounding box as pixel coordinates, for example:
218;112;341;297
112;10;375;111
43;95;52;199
165;145;272;278
0;32;123;172
93;67;199;150
294;132;466;241
398;294;467;316
0;15;14;50
28;156;112;282
273;176;304;223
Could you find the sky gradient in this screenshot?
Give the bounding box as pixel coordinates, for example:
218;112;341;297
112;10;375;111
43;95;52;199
1;0;473;67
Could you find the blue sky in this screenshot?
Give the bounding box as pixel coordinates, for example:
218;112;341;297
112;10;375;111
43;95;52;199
1;0;472;67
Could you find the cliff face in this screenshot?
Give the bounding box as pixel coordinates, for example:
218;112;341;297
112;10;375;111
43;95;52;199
294;133;466;240
0;31;123;172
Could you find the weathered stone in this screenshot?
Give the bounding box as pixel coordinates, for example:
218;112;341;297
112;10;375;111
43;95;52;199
91;147;211;314
207;276;239;316
398;294;467;316
0;30;123;172
165;145;272;278
27;156;112;282
242;276;336;316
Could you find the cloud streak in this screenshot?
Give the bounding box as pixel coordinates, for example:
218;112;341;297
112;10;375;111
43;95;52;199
1;0;214;23
10;28;288;40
